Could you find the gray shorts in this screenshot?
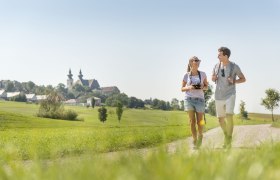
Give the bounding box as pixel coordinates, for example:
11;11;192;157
184;97;205;113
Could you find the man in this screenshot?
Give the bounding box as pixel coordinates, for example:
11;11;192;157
212;47;246;149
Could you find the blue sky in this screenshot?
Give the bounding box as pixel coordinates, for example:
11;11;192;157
0;0;280;114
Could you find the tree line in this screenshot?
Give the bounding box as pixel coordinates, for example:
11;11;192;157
1;80;193;111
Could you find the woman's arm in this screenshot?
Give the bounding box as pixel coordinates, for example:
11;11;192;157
202;77;208;91
181;80;193;92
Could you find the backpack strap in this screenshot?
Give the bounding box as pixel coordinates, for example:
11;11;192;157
214;63;221;84
186;72;190;85
229;62;235;78
198;70;201;84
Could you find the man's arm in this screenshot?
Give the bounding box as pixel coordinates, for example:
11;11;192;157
235;72;246;84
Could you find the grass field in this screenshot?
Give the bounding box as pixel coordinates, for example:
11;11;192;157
0;101;219;160
1;101;280;179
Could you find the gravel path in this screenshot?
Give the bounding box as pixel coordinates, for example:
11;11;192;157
166;124;280;153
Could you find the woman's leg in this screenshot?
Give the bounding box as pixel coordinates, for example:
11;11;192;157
196;112;204;148
188;110;197;144
196;112;204;137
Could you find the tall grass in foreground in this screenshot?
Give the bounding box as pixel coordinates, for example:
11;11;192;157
1;143;280;179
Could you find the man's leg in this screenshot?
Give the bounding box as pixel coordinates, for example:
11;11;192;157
219;117;227;136
226;114;234;137
219;117;230;148
225;95;236;148
215;100;228;146
225;114;233;148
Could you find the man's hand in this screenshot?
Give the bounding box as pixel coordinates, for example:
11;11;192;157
212;75;218;82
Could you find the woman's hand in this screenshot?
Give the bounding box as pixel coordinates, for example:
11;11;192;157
185;85;195;91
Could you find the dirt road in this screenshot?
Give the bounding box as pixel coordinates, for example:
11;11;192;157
166;124;280;153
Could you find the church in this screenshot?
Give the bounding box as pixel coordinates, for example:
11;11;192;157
67;69;100;90
67;69;120;95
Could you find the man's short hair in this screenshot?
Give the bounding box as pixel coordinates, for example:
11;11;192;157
218;47;231;58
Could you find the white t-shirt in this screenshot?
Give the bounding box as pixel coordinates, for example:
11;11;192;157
183;71;207;100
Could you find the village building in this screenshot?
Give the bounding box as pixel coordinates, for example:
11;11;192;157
64;99;78;106
36;95;47;101
0;89;7;99
7;92;21;98
26;94;36;102
86;97;101;107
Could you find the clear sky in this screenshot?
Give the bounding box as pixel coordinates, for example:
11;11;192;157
0;0;280;114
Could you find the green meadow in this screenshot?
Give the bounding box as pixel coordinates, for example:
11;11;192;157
0;101;218;160
1;101;280;179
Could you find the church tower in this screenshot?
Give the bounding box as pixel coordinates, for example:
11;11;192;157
78;69;83;80
67;69;74;90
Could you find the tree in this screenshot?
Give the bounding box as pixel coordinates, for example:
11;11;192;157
180;100;184;111
171;98;180;110
204;84;213;109
98;106;107;123
5;81;15;92
239;100;248;120
35;85;46;95
208;99;216;116
144;98;152;105
25;81;35;93
56;83;68;98
261;88;280;121
37;91;64;119
105;93;129;107
158;100;167;110
166;101;171;110
116;102;123;122
12;94;27;102
127;97;144;108
91;98;95;108
66;92;75;99
73;84;85;92
37;91;78;120
45;85;55;94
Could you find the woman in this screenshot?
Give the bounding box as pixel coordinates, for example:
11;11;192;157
181;56;208;149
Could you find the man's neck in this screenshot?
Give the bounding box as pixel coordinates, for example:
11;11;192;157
222;59;230;66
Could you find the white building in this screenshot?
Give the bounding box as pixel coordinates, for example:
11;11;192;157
36;95;47;101
86;97;101;107
0;89;6;99
7;92;21;98
26;94;36;102
64;99;78;106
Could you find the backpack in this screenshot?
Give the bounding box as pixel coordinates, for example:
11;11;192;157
214;62;235;83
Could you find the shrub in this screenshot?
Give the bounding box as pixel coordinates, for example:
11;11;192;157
116;102;123;122
208;100;216;116
37;91;78;121
98;106;107;123
63;110;78;120
12;94;27;102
